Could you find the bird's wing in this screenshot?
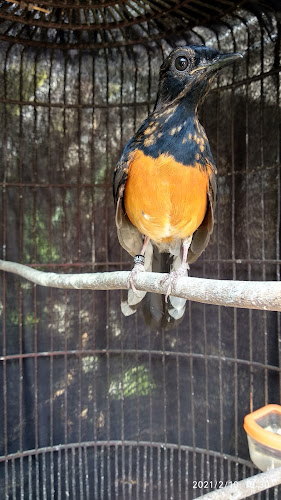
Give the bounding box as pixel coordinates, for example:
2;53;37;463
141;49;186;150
188;164;217;264
115;196;143;258
113;151;143;258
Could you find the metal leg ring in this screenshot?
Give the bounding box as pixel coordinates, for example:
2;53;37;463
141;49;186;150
133;254;145;266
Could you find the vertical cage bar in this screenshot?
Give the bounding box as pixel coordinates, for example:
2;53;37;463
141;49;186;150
102;45;112;500
2;45;11;500
114;443;118;498
2;46;7;500
175;324;182;499
91;51;99;500
28;455;32;500
128;444;133;499
79;444;83;499
200;453;204;495
11;458;16;499
229;27;239;460
100;445;105;500
62;49;70;499
157;446;161;500
84;445;89;500
115;46;126;497
33;47;40;500
244;16;254;415
162;332;168;500
185;449;189;500
169;448;174;499
143;443;148;499
77;48;84;500
215;62;224;459
48;48;55;500
203;300;209;458
94;443;98;499
58;448;61;500
42;451;47;500
260;24;269;409
276;20;281;405
149;445;153;500
189;303;197;495
71;447;76;499
18;45;25;500
163;446;168;500
146;42;154;491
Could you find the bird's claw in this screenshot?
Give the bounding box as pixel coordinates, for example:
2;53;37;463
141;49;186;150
128;255;145;296
161;264;189;303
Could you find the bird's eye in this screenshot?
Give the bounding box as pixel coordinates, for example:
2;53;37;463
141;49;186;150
175;56;189;71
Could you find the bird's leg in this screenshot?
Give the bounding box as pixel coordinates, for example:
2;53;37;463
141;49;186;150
163;236;192;301
128;236;150;294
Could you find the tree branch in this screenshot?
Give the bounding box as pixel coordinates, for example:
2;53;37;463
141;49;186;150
0;259;280;311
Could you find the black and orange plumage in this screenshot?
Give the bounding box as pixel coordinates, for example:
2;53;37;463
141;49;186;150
113;45;242;329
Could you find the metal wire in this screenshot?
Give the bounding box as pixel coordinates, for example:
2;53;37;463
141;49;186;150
0;0;279;49
0;5;280;499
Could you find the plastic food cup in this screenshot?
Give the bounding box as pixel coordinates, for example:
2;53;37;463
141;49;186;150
244;404;281;471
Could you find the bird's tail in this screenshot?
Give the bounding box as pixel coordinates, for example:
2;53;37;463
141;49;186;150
142;248;186;330
121;244;186;330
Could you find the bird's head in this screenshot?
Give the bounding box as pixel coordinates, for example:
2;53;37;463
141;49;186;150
156;45;243;110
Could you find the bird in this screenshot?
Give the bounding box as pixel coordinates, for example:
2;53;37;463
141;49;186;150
113;45;242;329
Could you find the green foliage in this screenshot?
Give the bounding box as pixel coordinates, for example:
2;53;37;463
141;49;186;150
8;310;39;326
5;63;48;116
108;82;121;102
82;356;99;374
109;365;156;399
23;210;61;263
94;156;108;184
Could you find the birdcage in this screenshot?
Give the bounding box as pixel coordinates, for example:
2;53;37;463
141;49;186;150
0;0;280;498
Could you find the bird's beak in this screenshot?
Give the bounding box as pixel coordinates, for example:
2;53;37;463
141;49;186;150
190;52;243;76
208;52;243;71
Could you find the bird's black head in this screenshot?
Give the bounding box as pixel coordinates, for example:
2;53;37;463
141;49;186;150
156;45;243;110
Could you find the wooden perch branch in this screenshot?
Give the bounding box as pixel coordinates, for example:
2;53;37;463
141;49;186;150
0;259;280;311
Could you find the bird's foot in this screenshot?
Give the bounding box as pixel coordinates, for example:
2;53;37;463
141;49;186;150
128;254;145;295
161;263;189;302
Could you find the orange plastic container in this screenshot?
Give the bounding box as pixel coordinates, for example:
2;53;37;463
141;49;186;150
244;404;281;471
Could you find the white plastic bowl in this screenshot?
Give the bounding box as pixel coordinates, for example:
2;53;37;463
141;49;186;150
244;405;281;472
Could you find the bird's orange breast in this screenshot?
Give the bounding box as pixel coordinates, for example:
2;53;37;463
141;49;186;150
124;149;210;243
